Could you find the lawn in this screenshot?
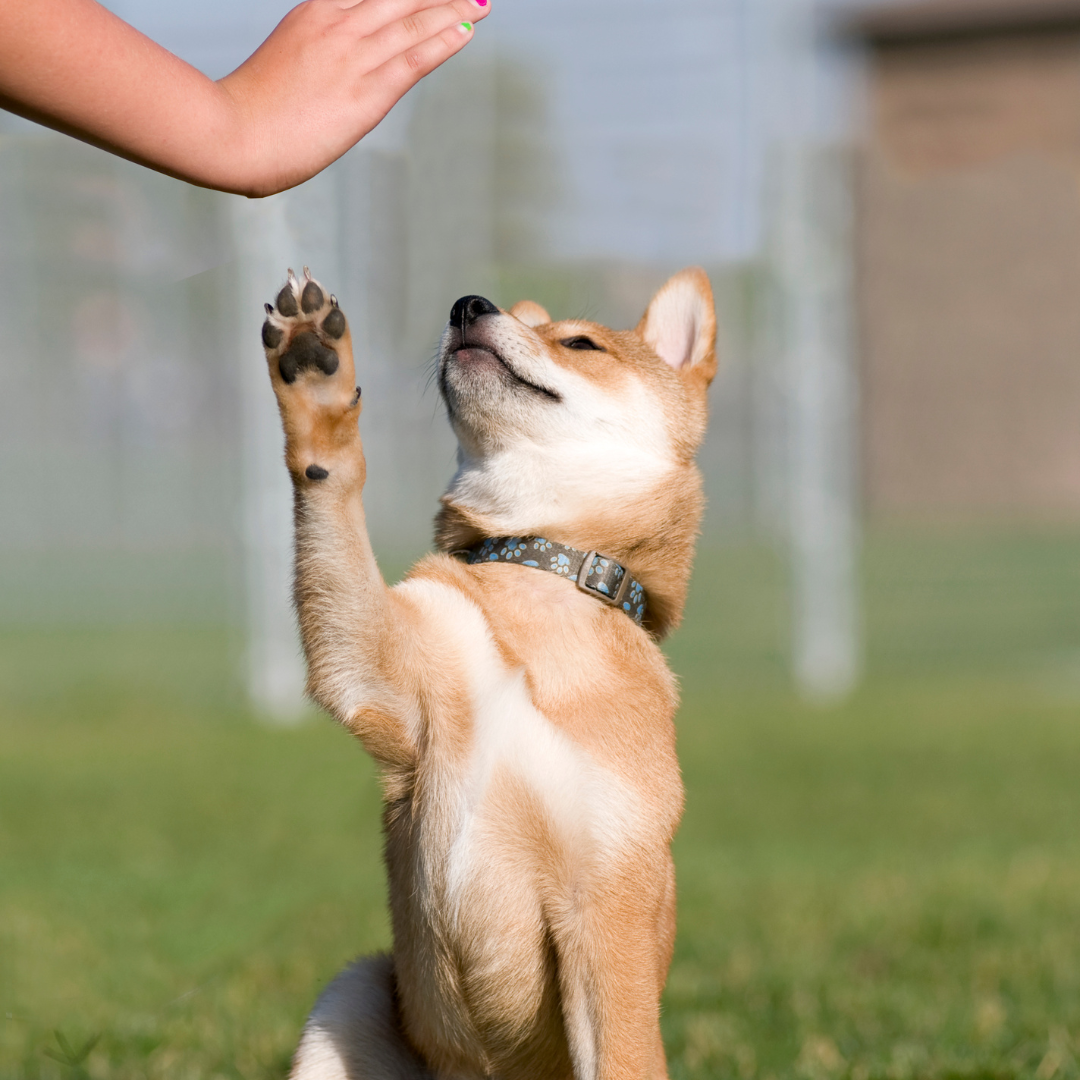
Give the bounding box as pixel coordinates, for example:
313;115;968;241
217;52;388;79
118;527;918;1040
2;531;1080;1079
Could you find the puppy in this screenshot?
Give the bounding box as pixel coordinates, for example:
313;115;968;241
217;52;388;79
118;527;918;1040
260;267;717;1080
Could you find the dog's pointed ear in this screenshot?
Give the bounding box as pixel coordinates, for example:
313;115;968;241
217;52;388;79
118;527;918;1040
510;300;551;328
637;268;717;387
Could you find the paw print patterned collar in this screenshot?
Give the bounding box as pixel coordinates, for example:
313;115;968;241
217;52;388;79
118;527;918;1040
453;537;649;627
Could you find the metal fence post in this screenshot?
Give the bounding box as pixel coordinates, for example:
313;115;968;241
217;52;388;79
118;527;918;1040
231;193;308;721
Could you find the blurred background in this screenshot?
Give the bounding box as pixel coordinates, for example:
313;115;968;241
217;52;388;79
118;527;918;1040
2;0;1080;1077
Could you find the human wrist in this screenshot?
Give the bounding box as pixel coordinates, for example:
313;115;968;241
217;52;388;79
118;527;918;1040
190;77;269;197
211;74;307;198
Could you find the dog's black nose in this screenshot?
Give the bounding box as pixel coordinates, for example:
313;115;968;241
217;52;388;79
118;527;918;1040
450;295;500;327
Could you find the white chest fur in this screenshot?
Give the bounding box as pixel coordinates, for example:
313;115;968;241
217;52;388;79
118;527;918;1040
395;578;642;913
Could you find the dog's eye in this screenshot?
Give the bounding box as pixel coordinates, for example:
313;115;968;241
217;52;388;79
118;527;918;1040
561;336;604;352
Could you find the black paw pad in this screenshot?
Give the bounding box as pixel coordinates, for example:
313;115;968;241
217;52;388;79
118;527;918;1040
262;320;283;349
305;464;330;481
301;281;324;314
322;308;346;339
278;331;340;384
276;285;299;318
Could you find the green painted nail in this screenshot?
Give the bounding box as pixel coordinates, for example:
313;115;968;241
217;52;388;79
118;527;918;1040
460;20;473;30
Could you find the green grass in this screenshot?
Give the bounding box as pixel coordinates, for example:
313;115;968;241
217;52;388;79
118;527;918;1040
3;530;1080;1079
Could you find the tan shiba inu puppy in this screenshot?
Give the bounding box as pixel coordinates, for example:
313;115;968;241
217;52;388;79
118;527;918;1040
260;266;717;1080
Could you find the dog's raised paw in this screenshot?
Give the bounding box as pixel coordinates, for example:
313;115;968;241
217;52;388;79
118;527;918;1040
262;268;350;386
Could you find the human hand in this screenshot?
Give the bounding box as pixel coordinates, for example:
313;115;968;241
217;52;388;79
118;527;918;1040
220;0;491;196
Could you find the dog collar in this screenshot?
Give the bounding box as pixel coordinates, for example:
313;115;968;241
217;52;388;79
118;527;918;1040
453;536;648;627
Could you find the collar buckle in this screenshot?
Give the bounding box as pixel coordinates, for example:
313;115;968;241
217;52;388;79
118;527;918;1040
576;551;633;608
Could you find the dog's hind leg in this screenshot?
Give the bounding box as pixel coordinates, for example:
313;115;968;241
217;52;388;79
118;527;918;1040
290;955;433;1080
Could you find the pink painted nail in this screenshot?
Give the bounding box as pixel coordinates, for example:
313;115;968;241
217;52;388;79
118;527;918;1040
473;0;488;6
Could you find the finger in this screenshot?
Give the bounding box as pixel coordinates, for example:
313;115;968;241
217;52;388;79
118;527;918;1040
345;0;489;12
349;0;484;76
362;20;476;112
346;0;487;50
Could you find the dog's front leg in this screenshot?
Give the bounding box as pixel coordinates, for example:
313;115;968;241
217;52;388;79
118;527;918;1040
555;878;672;1080
261;270;419;767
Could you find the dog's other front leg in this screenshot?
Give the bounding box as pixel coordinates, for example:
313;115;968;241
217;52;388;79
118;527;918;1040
554;877;671;1080
261;270;418;767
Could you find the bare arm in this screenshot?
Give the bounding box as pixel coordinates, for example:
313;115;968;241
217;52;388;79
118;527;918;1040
0;0;488;197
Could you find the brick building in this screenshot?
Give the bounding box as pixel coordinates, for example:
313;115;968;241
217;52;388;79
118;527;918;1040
850;0;1080;519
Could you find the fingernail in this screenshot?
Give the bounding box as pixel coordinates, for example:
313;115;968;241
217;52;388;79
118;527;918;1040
459;20;473;31
473;0;488;7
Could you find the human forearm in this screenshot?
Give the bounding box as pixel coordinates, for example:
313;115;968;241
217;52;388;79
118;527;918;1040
0;0;255;189
0;0;488;197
